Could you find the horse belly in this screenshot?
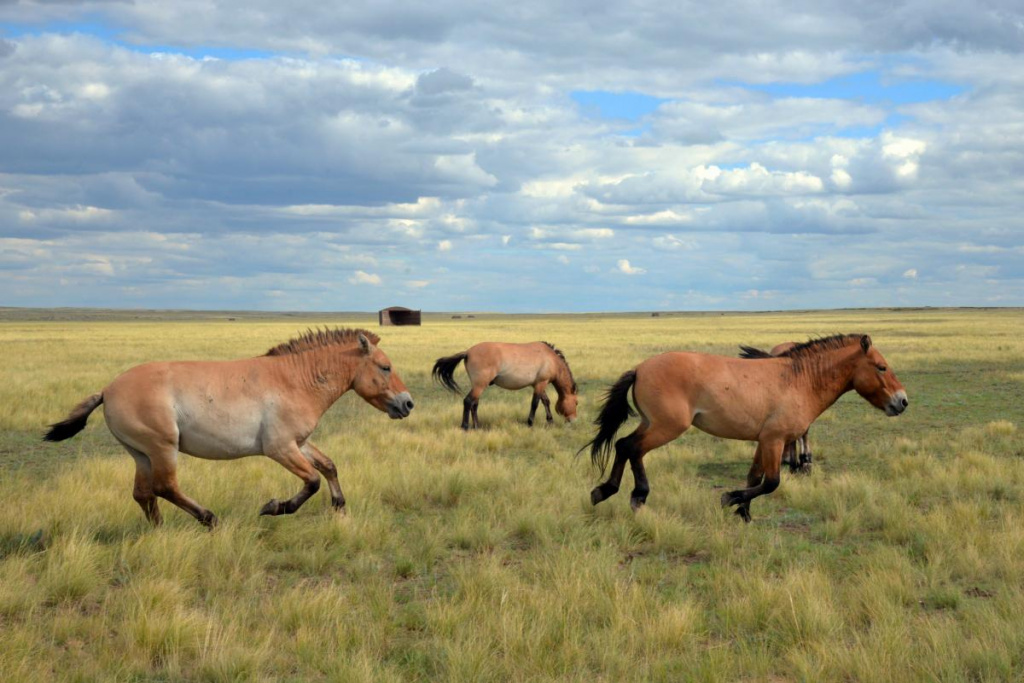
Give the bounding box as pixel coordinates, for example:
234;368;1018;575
175;400;265;459
691;411;761;442
491;369;536;391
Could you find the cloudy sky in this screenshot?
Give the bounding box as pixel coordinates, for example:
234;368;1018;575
1;1;1022;312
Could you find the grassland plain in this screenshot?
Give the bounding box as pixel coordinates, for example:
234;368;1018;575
1;308;1023;682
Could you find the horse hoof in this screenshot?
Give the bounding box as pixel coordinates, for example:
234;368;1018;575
720;491;734;507
259;499;280;516
630;497;646;512
735;507;752;523
200;512;219;529
799;463;813;475
527;419;534;427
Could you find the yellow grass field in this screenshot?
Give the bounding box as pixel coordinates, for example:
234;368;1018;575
2;309;1023;682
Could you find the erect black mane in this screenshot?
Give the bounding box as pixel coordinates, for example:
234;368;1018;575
264;327;380;356
773;334;862;359
542;341;578;393
741;333;865;377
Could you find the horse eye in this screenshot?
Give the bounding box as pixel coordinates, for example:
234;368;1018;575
877;365;886;372
381;365;391;372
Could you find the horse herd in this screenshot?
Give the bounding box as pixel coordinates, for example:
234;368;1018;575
44;328;908;527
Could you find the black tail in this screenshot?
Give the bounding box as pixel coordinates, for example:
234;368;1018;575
44;393;103;442
432;352;468;393
738;345;773;359
579;370;637;476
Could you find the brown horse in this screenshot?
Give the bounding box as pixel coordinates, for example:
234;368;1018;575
433;342;578;429
739;341;813;474
44;329;414;527
584;334;907;522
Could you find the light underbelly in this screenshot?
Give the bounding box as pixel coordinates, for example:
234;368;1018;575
691;411;760;442
176;404;265;459
492;371;536;390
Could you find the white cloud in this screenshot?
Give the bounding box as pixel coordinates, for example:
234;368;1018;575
438;240;452;251
405;279;430;288
616;259;646;275
348;270;382;285
903;268;918;279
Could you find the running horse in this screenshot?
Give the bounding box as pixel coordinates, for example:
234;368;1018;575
584;334;907;522
433;342;579;429
739;341;813;474
44;328;414;527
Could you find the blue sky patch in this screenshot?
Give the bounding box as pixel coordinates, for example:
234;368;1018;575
572;90;667;121
1;21;279;60
732;70;964;105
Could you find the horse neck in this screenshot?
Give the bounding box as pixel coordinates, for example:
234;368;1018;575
550;357;574;397
284;347;359;412
793;345;861;417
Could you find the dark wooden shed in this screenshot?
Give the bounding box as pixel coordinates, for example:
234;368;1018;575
379;306;422;326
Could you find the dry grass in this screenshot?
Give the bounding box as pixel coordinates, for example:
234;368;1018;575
1;309;1023;681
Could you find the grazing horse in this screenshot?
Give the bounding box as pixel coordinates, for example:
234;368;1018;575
584;334;907;522
433;342;579;429
739;341;813;474
44;329;414;528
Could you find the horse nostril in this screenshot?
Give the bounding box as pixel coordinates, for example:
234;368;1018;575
901;398;909;408
405;400;414;411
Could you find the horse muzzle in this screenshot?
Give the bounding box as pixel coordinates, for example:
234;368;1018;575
386;392;414;419
885;390;909;416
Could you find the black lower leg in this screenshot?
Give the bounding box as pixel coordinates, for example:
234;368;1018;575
260;477;321;516
528;394;540;426
591;434;638;505
629;454;650;511
462;394;473;430
541;395;553;423
722;476;779;521
471;400;480;429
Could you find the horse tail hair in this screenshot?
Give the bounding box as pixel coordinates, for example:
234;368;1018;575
738;345;773;359
432;352;468;393
44;393;103;442
579;370;637;476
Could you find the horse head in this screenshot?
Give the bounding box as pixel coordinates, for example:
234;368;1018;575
850;335;908;417
351;333;414;419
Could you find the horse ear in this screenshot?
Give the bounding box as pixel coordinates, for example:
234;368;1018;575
357;332;373;355
860;335;872;353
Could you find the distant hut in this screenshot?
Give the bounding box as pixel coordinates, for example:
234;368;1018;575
379;306;422;326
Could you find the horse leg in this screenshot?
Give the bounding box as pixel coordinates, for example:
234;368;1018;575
590;431;636;504
302;441;345;512
260;444;322;516
122;443;162;525
527;393;541;427
462;384;485;430
540;393;554;424
735;445;765;523
799;432;813;473
626;422;688;511
628;453;650;512
471;399;481;429
148;446;218;528
721;439;784;521
782;440;799;473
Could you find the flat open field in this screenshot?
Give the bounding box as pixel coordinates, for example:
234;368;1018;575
2;309;1023;682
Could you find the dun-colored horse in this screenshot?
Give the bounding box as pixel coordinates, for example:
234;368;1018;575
433;342;578;429
44;329;414;527
584;334;907;521
739;341;813;474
